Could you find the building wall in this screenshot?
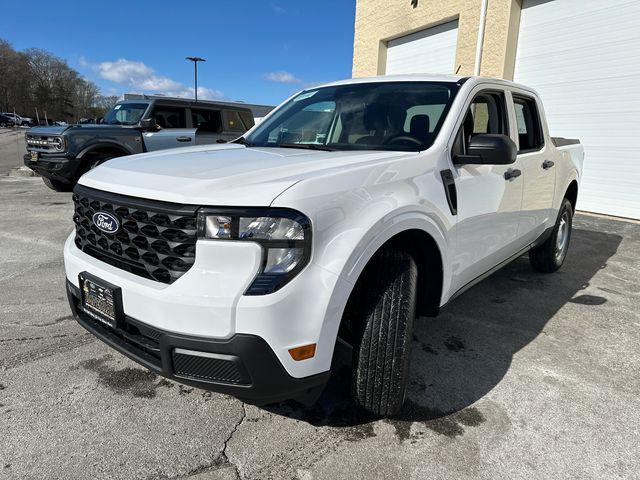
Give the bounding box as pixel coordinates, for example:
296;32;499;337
352;0;522;79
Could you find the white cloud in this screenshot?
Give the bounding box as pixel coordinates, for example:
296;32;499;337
82;57;223;98
136;76;182;91
163;86;224;100
96;58;154;85
264;70;301;83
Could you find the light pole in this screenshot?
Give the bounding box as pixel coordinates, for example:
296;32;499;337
185;56;206;101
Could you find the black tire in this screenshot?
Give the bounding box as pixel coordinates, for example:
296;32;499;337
351;249;418;416
82;154;114;175
529;198;573;273
42;177;74;192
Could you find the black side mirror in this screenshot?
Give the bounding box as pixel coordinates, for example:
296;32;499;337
138;118;156;130
454;134;517;165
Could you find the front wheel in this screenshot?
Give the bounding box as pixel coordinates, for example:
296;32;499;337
42;177;74;192
350;250;418;416
529;198;573;273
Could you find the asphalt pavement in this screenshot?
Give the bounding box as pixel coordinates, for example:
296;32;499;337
1;176;639;479
0;128;26;175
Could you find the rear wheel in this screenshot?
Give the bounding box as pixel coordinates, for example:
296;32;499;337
350;249;418;416
529;198;573;272
42;177;74;192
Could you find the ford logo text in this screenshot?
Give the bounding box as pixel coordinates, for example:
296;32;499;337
92;211;120;234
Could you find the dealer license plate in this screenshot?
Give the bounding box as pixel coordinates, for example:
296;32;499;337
81;276;117;328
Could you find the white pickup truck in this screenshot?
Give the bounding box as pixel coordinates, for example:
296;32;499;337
63;75;583;416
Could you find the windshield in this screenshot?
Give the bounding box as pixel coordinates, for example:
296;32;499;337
103;102;149;125
244;82;459;152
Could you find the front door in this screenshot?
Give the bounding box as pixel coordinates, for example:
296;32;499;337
143;105;195;151
451;90;525;292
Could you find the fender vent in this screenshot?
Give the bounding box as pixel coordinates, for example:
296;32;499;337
172;349;250;385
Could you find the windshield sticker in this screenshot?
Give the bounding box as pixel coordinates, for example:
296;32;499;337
114;104;122;110
293;91;318;102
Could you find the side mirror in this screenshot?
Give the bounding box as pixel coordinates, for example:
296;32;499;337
454;134;517;165
138;118;156;131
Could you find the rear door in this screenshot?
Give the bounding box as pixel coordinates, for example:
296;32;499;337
143;104;196;151
451;88;525;291
510;92;556;243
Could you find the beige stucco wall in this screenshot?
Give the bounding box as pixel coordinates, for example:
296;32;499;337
352;0;522;79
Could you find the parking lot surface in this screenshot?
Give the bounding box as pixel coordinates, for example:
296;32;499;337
0;128;26;175
1;176;639;479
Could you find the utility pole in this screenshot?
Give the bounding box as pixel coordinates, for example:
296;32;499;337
185;57;206;101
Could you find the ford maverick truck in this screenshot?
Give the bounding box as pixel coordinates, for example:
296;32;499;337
24;96;263;192
63;75;583;416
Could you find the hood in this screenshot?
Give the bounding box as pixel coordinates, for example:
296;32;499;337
27;125;70;135
79;143;413;206
28;124;130;135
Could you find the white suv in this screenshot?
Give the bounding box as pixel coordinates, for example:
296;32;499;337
64;75;583;416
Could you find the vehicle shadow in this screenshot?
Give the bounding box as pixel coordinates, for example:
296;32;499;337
265;226;622;430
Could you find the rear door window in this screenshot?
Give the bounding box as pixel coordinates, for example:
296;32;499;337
192;109;222;132
513;96;544;152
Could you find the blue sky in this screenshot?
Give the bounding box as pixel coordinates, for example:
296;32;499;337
1;1;356;106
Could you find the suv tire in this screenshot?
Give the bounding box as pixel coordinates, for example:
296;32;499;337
42;177;74;192
351;250;418;416
82;153;115;175
529;198;573;273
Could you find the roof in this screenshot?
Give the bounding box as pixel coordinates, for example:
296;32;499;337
121;94;274;118
308;74;534;93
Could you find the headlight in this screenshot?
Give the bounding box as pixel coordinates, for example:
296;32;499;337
50;136;64;151
197;208;311;295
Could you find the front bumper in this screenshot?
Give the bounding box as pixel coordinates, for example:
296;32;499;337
67;280;330;405
23;153;80;182
64;231;350;379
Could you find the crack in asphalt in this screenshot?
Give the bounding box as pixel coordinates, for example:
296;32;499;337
0;332;84;343
219;402;247;479
4;315;73;328
0;334;95;369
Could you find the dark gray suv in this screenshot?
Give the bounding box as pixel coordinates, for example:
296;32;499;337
24;95;273;191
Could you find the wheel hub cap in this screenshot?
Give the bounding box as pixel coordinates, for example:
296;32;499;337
555;213;570;261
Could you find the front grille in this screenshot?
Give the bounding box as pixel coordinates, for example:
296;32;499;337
173;350;249;385
73;185;199;284
26;134;64;153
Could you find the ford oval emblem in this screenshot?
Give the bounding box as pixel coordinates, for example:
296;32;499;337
92;211;120;234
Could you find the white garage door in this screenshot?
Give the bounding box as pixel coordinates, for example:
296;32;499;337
386;20;459;75
514;0;640;219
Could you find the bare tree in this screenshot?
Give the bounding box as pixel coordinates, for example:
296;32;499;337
1;39;110;123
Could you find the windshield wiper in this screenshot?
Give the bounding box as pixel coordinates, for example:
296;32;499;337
232;137;255;147
277;143;336;152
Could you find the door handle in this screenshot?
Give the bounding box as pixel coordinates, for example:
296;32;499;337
542;160;555;170
177;136;192;142
504;168;522;181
